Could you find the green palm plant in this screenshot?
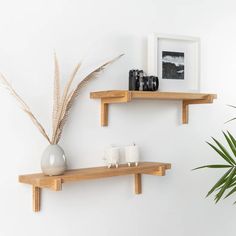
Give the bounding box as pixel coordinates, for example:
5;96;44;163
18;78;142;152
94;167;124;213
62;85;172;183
194;131;236;203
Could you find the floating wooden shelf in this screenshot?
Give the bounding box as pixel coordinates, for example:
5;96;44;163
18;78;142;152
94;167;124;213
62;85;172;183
19;162;171;212
90;90;217;126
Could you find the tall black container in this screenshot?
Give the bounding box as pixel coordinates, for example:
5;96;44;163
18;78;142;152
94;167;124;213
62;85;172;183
129;70;136;91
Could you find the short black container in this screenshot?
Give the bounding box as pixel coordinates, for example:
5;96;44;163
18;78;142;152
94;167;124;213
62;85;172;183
147;76;159;91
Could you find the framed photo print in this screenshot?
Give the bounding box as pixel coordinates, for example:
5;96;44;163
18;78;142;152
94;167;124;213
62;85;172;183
148;34;200;92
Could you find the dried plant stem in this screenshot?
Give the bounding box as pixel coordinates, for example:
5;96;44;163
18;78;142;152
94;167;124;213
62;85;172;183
52;53;61;135
54;54;124;144
0;53;123;145
0;73;51;143
51;63;81;143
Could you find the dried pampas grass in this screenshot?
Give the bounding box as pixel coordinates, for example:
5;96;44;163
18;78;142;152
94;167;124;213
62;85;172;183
0;54;123;144
0;73;51;143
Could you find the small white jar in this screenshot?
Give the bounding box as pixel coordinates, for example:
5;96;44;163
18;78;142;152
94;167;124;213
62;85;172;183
125;144;139;167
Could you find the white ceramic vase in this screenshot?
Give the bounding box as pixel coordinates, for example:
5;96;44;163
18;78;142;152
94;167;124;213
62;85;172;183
41;144;67;176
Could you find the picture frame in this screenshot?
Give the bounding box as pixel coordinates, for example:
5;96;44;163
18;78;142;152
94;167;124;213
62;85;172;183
148;34;200;92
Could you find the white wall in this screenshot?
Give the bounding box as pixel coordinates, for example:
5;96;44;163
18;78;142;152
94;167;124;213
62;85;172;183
0;0;235;235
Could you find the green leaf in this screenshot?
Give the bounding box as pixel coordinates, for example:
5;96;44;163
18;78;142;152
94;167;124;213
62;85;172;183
206;168;232;198
215;175;236;192
224;185;236;199
223;131;236;158
225;176;236;189
212;137;236;165
227;131;236;149
227;104;236;109
215;167;236;203
207;142;234;165
192;165;232;170
225;105;236;123
225;117;236;124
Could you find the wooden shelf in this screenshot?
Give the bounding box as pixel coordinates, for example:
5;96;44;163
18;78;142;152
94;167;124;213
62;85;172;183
19;162;171;212
90;90;217;126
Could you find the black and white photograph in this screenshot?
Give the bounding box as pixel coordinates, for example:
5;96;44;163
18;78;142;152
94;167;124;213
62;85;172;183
148;34;200;91
162;51;184;80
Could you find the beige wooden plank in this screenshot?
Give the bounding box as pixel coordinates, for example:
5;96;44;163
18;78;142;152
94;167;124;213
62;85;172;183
90;90;217;101
131;91;216;100
90;90;128;99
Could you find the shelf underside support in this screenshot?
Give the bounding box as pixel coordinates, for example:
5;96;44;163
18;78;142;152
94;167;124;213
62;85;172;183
32;186;41;212
32;179;62;212
101;92;131;126
134;174;142;194
101;100;109;127
182;95;215;124
134;166;166;195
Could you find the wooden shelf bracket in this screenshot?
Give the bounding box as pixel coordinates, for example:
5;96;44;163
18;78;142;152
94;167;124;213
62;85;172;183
100;91;131;126
32;186;41;212
182;95;215;124
134;173;142;194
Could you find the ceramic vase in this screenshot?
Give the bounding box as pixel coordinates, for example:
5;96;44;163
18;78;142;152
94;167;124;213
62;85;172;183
41;144;67;176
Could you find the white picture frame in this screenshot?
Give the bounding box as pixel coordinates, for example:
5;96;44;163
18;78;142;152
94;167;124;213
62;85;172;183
148;34;200;92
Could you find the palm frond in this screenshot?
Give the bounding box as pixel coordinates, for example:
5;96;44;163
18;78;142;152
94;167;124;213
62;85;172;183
225;104;236;123
224;185;236;199
192;164;232;170
212;137;236;164
215;167;236;203
206;141;234;165
227;104;236;109
227;131;236;148
195;132;236;204
225;117;236;124
223;131;236;157
206;168;232;198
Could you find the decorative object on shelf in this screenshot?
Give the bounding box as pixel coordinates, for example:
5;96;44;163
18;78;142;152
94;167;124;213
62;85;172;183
193;131;236;204
19;162;171;212
129;69;158;91
0;53;123;175
41;144;66;176
148;34;200;92
90;90;217;126
103;145;120;168
125;143;139;167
